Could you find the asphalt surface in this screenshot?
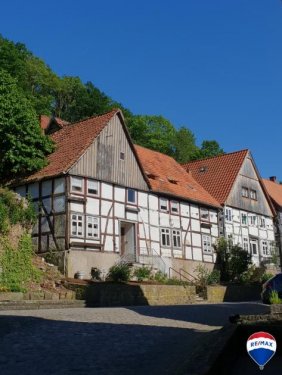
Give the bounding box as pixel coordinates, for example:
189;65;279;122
0;302;269;375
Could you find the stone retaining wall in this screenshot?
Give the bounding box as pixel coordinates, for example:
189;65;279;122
67;282;196;306
0;291;75;302
206;283;261;303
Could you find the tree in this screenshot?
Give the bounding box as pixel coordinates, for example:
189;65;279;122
172;127;198;163
127;115;176;155
0;69;54;181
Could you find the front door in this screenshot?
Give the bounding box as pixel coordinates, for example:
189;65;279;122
250;239;259;266
120;222;136;263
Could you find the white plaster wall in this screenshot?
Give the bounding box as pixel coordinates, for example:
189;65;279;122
70;202;84;213
180;203;190;217
192;233;201;247
191;219;200;232
190;204;199;219
192;248;202;261
138;192;147;207
114;186;125;202
101;200;113;216
86;198;100;215
185;247;192;259
114;202;125;218
101;183;113;200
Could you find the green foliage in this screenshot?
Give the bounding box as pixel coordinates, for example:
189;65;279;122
261;273;274;284
193;264;220;289
133;266;152;282
164;277;191;286
0;69;54;180
0;233;42;292
107;264;131;282
214;237;252;282
171;127;198;163
269;290;282;305
0;188;36;234
153;270;168;283
91;267;101;281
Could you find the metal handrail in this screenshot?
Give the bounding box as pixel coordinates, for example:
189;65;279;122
179;268;197;283
168;267;190;282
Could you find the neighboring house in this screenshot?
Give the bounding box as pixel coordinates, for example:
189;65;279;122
183;151;276;267
262;177;282;269
13;109;221;278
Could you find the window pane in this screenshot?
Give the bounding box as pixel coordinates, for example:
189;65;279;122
42;180;52;196
88;180;99;195
54;178;65;194
53;196;65;213
71;177;83;193
127;189;136;203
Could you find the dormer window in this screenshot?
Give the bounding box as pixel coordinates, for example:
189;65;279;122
168;177;177;185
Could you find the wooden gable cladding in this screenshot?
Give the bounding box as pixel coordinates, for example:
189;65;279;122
226;153;273;217
70;114;149;191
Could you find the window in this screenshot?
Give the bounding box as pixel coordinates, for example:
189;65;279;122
225;208;232;222
120;152;125;160
261;240;269;256
171;201;179;214
249;215;257;226
200;208;209;221
127;189;136;204
172;230;181;248
259;217;266;228
87;180;99;196
71;213;84;237
241;213;248;225
71;177;84;193
243;237;249;251
250;189;257;200
161;228;170;247
86;216;99;239
250;239;258;255
202;235;212;254
54;178;65;194
242;187;249;198
53;196;65;213
160;198;168;212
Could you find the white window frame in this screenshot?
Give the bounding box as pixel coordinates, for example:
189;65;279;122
127;189;137;204
202;235;212;254
259;217;266;228
71;176;84;194
242;187;249;198
249;215;257;226
250;189;257;200
225;208;232;222
160;198;169;212
261;240;269;256
172;229;181;249
160;228;171;247
71;213;84;237
200;208;209;221
171;201;179;214
86;216;100;239
241;213;248;226
243;237;249;252
87;179;99;196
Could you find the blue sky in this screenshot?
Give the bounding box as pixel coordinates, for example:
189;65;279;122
1;0;282;179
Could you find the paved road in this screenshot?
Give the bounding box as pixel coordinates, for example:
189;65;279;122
0;302;269;375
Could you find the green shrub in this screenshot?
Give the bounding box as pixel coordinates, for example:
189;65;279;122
207;269;221;285
261;273;274;284
269;291;282;305
194;265;220;289
165;277;190;286
133;266;152;281
0;233;42;292
153;270;167;283
107;264;131;282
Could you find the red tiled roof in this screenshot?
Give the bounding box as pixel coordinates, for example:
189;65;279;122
40;115;69;130
182;150;249;205
263;179;282;208
135;145;220;208
26;109;120;181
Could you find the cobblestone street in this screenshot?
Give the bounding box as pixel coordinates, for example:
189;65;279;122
0;303;268;375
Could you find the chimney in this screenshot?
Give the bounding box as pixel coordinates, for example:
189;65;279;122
270;176;277;183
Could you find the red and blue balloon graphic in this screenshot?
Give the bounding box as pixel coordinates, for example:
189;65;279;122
246;332;276;370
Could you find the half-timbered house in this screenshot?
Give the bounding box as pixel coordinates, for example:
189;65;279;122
183;151;276;267
13;109;221;278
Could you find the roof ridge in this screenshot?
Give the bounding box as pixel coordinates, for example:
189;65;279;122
134;144;176;160
183;149;249;165
65;108;120;128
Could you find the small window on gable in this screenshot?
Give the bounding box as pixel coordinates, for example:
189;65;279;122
87;180;99;196
250;189;257;200
120;152;125;160
127;189;136;204
200;208;209;221
171;201;179;214
160;198;168;212
242;187;249;198
71;177;84;193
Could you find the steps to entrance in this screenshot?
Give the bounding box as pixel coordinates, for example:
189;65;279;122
0;299;86;311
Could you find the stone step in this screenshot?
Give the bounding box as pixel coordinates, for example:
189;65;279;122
0;299;86;311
